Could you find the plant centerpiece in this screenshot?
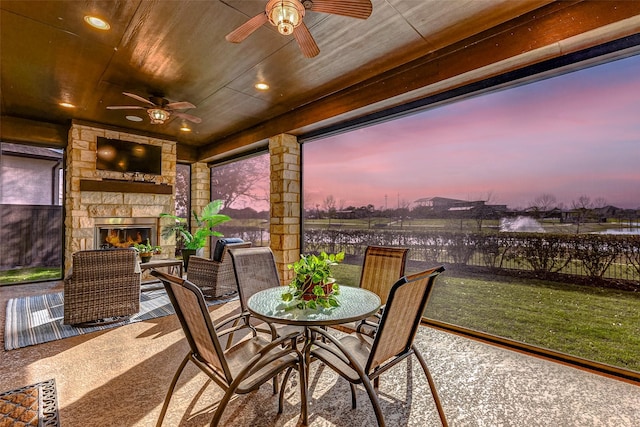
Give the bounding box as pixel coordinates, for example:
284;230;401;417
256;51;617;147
160;200;231;270
133;239;162;263
282;251;345;310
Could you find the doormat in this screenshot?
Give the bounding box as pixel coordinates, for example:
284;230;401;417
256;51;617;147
0;378;59;427
5;289;237;351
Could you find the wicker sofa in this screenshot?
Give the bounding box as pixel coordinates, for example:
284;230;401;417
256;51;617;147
187;239;251;299
63;248;141;326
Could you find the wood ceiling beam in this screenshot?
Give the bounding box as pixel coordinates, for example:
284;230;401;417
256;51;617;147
0;116;68;148
198;0;640;162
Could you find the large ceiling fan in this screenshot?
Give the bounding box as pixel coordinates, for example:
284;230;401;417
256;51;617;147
225;0;373;58
106;92;202;125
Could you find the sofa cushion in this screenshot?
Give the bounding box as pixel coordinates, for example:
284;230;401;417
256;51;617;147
213;238;244;262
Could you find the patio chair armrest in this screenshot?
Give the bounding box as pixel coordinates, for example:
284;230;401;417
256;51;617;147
216;312;258;338
356;318;380;336
216;311;249;330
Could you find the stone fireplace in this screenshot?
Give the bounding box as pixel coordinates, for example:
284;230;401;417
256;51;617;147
64;123;177;271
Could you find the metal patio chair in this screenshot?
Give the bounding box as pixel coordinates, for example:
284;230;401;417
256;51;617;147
228;246;302;341
309;266;448;427
335;245;408;335
150;269;304;427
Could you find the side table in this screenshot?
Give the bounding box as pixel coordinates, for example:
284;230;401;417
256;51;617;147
139;258;184;281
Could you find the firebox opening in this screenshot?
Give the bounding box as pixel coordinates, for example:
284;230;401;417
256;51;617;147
98;227;152;249
94;218;158;250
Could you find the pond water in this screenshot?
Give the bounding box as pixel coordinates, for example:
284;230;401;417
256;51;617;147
596;227;640;235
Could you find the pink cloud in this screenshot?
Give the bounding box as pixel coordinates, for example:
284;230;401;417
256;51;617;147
303;54;640;210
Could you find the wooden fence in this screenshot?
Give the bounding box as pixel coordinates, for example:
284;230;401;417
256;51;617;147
0;204;63;270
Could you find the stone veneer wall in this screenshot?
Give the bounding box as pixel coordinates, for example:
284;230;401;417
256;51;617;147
189;162;211;259
65;123;176;271
269;133;300;285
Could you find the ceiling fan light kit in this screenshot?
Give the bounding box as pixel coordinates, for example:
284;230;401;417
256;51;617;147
268;0;304;35
107;92;202;125
225;0;372;58
148;108;169;124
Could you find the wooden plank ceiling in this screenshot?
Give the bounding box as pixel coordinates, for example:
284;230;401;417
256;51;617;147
1;1;639;162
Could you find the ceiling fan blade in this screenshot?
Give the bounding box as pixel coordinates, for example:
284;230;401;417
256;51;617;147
173;112;202;124
225;13;269;43
106;106;146;110
293;22;320;58
122;92;156;106
307;0;372;19
165;101;196;110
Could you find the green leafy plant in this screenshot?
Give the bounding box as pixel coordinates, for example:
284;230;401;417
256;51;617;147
160;200;231;250
282;251;345;310
132;239;162;255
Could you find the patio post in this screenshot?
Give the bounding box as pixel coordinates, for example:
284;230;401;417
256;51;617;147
269;133;300;285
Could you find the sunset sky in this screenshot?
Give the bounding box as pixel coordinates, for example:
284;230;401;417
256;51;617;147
303;53;640;211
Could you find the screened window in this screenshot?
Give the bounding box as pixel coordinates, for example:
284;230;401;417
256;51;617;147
0;142;64;284
175;163;191;220
210;153;270;246
302;53;640;375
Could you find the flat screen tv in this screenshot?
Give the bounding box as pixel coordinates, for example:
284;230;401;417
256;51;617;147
96;137;162;175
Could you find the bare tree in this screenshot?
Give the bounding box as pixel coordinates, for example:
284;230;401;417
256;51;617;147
323;195;336;225
210;155;269;210
572;195;592;210
398;198;411;228
531;193;558;215
571;195;593;234
593;197;608;208
474;190;497;231
323;195;336;213
175;164;190;218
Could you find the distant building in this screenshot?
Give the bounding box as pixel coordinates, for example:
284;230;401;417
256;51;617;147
414;196;480;208
414;196;507;218
1;143;64;205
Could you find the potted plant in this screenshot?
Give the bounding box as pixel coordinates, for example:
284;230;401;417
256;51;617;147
159;200;231;270
282;251;345;310
133;239;162;263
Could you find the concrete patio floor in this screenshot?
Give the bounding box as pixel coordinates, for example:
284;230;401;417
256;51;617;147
1;281;638;426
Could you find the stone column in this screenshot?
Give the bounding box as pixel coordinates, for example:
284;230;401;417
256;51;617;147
269;133;300;285
191;162;211;258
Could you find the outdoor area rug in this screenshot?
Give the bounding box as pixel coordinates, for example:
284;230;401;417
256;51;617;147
4;288;237;351
0;378;59;427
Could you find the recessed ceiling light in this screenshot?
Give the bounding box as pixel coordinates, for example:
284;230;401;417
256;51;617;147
255;82;269;91
59;102;76;108
125;115;143;122
84;15;110;30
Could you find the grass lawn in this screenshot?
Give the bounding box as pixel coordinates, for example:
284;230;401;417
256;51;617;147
0;267;62;285
331;262;640;373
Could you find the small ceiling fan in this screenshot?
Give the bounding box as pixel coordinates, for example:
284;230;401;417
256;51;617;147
106;92;202;125
225;0;373;58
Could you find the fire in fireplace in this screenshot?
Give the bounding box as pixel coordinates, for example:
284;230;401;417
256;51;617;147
94;218;158;249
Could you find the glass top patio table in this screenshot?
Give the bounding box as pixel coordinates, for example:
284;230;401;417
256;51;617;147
247;285;381;425
247;285;381;327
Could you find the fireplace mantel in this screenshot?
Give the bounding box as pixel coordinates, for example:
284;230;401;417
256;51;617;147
80;179;173;194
